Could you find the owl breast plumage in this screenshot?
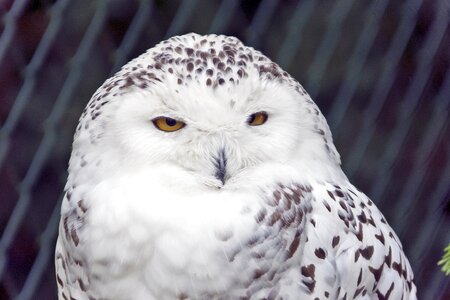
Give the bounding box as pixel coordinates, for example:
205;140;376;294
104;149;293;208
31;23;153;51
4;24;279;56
55;33;417;300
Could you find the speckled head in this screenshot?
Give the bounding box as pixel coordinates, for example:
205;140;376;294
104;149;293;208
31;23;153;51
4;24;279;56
109;33;304;94
71;33;342;188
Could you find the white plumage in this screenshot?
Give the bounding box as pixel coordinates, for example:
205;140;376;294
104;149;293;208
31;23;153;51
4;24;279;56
55;33;417;299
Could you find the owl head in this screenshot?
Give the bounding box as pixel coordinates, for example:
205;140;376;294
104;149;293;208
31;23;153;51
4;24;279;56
71;33;342;189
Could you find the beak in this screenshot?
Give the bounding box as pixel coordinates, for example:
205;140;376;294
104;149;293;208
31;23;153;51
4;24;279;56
214;148;227;185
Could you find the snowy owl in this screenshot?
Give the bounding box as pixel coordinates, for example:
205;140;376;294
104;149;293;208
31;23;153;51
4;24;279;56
55;33;417;300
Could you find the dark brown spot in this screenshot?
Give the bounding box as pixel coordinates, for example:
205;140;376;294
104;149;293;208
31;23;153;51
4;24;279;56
246;234;259;247
355;223;364;241
302;279;316;293
368;215;376;226
269;212;281;226
354;286;365;299
385;246;392;267
375;231;385;245
78;279;87;291
282;194;292;209
327;191;335;200
402;266;408;280
74;259;83;266
392;261;402;276
376;282;394;300
185;48;194;56
287;230;301;258
323;200;331;212
63;217;69;238
292;188;303;204
253;268;267;280
359;246;374;260
357;211;367;223
255;208;267;223
314;248;326;259
339;200;348;212
332;236;340;248
122;77;134;89
57;275;64;286
301;264;315;279
77;200;87;213
71;228;79;246
369;262;384;282
272;190;282;205
407;280;412;291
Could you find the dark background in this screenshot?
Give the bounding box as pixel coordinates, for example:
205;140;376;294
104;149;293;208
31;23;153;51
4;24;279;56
0;0;449;299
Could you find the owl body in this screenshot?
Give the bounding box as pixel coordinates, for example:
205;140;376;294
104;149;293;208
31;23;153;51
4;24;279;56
56;33;416;299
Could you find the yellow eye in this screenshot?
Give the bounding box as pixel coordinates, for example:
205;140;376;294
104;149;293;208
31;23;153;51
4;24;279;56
152;117;185;132
247;111;268;126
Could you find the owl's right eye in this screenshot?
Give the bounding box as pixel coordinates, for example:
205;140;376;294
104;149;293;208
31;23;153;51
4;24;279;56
152;117;185;132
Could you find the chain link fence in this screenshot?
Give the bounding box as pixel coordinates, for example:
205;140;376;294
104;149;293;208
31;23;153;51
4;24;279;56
0;0;449;299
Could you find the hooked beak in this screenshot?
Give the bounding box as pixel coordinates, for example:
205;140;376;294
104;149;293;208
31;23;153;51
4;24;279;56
214;148;227;185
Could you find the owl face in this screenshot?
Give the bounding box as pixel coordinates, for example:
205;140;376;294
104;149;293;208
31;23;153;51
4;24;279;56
77;34;340;189
109;77;305;188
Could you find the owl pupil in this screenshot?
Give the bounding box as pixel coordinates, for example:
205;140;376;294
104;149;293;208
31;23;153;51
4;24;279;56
248;114;256;124
166;118;177;126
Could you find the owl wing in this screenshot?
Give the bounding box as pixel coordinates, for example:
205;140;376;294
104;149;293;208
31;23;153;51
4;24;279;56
55;191;92;300
299;181;417;299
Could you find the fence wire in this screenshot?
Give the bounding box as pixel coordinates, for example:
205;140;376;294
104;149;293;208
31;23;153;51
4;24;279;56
0;0;448;299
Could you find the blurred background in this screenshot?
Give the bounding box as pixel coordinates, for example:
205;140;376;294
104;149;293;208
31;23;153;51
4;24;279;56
0;0;449;299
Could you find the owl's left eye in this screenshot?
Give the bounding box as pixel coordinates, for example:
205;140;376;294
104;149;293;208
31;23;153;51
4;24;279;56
152;117;185;132
247;111;268;126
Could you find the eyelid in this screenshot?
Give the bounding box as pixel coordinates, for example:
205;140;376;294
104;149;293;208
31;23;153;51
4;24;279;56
151;113;189;125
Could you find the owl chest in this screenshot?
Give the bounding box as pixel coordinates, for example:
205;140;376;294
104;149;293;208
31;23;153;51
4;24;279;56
83;194;304;298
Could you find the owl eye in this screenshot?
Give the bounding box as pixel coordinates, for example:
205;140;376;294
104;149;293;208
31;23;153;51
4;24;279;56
247;112;268;126
152;117;185;132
